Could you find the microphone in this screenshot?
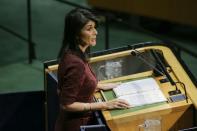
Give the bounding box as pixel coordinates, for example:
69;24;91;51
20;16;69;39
130;50;166;77
131;49;188;103
150;49;175;86
130;50;138;56
130;49;177;86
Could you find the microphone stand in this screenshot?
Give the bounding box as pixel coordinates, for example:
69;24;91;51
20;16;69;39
130;49;188;103
149;49;176;86
130;50;166;77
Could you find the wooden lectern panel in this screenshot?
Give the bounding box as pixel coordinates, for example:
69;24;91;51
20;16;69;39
91;45;196;131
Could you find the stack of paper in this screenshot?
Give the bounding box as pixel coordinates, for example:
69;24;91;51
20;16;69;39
113;77;167;107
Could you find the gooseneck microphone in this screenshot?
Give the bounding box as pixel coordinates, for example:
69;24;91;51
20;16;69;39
131;49;188;103
130;50;166;77
130;49;175;86
150;49;175;86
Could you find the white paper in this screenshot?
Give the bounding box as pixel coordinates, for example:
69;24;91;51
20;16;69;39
113;77;167;107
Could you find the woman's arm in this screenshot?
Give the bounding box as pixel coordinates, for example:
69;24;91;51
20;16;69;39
96;82;121;91
61;102;105;112
61;99;129;112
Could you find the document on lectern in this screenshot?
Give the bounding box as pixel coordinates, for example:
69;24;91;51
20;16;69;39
113;77;167;107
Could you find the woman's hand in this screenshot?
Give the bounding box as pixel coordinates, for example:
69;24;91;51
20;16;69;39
97;82;121;91
103;99;130;109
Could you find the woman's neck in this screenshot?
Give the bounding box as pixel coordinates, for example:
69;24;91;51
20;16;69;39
79;45;88;53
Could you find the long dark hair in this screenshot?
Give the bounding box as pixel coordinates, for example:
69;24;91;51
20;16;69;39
58;8;98;61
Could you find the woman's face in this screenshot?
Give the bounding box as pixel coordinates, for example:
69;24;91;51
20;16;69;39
80;20;98;47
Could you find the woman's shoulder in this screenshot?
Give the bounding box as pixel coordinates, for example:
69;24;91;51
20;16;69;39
63;52;85;65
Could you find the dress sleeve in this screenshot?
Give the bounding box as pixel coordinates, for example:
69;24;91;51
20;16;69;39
59;61;85;105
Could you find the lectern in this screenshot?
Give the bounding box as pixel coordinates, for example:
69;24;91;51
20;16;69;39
44;42;197;131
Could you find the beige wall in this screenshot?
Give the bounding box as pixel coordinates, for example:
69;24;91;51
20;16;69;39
88;0;197;27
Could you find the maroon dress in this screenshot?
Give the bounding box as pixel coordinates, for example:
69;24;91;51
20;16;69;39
55;51;98;131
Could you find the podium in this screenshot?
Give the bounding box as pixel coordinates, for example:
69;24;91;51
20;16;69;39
44;42;197;131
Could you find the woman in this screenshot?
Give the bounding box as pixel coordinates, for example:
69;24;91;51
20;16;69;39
55;8;129;131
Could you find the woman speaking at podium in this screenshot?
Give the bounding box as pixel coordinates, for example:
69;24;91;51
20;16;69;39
55;8;129;131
